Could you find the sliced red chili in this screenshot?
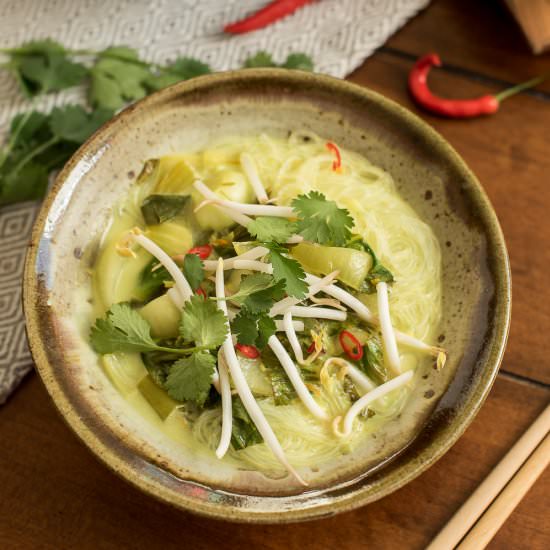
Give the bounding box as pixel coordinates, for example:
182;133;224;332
224;0;314;34
339;330;363;361
306;341;316;354
235;343;260;359
187;244;212;260
195;288;207;299
326;141;342;172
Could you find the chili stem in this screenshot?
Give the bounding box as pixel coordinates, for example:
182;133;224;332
494;74;549;102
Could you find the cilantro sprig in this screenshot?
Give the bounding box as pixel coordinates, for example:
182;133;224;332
0;105;113;205
223;273;285;313
265;242;308;299
91;296;228;406
0;39;314;207
292;191;354;246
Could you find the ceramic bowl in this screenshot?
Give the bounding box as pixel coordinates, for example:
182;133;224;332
23;69;511;522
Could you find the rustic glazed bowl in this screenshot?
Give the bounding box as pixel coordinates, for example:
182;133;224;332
23;69;510;522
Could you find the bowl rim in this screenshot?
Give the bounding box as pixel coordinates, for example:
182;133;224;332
23;68;511;523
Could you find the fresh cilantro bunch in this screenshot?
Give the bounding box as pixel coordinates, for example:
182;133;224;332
0;106;112;205
0;39;314;207
91;297;227;406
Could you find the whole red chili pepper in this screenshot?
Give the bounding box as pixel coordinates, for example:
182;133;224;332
236;343;261;359
409;53;547;119
339;330;363;361
187;244;212;260
224;0;315;34
326;141;342;172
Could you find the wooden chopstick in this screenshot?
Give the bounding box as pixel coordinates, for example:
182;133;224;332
457;433;550;549
427;403;550;550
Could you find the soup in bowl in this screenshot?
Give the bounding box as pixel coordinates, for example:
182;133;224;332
24;69;510;521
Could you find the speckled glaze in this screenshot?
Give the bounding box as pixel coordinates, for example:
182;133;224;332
23;69;510;522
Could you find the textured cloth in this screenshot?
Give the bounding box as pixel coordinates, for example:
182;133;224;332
0;0;429;403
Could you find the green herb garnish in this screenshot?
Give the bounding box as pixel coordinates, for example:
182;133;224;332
180;294;228;348
292;191;354;246
0;39;313;206
165;351;217;406
265;242;308;299
140;194;188;225
182;253;205;291
231;396;264;449
247;216;296;243
232;309;277;349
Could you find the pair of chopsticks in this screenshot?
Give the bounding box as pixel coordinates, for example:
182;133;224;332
428;403;550;549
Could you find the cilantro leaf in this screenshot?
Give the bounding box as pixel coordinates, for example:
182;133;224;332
282;53;314;71
182;253;205;291
256;314;277;349
232;310;276;349
180;294;227;348
49;105;113;143
247;217;296;243
265;242;308;299
90;46;151;110
227;273;286;313
90;303;160;354
145;57;211;91
140;194;188;225
5;39;88;96
9;111;50;148
0;105;113;206
232;310;258;346
165;351;216;406
243;51;277;68
0;161;49;206
292;191;354;246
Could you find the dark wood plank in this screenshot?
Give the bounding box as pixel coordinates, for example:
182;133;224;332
348;52;550;385
386;0;550;93
0;374;547;549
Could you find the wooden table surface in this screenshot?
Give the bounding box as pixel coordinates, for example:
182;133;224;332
1;1;549;548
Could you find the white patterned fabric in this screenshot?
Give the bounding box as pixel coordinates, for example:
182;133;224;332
0;0;429;403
